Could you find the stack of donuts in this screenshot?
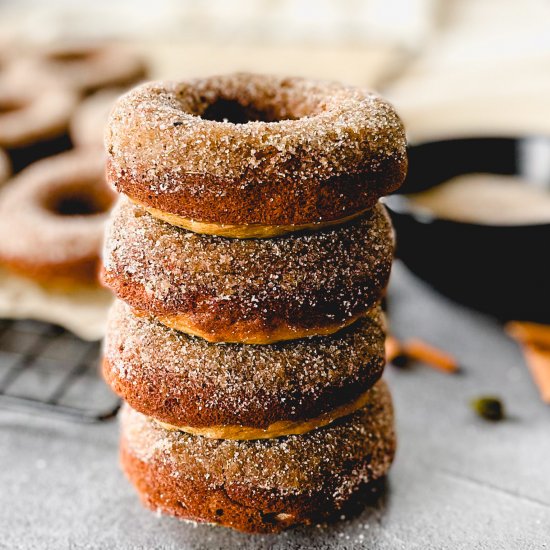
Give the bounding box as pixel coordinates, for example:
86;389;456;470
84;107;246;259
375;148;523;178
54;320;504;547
102;73;407;533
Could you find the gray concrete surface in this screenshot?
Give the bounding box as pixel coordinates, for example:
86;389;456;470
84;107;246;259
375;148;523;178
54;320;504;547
1;262;549;549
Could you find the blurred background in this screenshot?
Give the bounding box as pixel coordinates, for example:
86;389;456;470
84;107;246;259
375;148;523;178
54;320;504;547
2;0;550;136
2;0;550;336
0;1;549;548
2;0;550;127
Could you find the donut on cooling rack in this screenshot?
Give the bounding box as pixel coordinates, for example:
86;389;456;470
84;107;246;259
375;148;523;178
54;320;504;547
103;299;386;439
0;150;116;287
21;43;147;94
102;200;394;344
0;149;10;185
120;380;395;533
106;73;407;238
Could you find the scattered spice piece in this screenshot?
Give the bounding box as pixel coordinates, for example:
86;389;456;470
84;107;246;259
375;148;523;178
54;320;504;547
521;346;550;403
402;338;459;373
471;396;505;421
505;321;550;349
391;353;410;368
385;335;409;367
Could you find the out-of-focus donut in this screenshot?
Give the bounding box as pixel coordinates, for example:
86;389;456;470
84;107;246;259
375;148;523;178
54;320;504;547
23;43;147;94
70;88;122;149
0;69;77;150
0;150;115;287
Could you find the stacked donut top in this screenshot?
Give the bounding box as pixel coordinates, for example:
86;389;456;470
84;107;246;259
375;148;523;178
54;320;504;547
102;73;406;438
105;73;406;238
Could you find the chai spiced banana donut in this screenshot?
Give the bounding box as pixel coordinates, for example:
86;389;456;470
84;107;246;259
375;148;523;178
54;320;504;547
120;380;396;533
0;150;116;287
0;69;77;150
21;43;147;94
70;88;123;149
102;200;394;344
103;299;385;439
106;73;407;238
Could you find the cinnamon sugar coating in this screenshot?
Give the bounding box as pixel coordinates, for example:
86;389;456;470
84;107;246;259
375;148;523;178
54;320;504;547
0;150;115;286
102;200;394;343
103;300;385;430
120;380;396;533
106;74;407;230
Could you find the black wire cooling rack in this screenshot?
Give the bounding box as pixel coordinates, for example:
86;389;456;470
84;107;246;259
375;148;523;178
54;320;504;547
0;318;120;422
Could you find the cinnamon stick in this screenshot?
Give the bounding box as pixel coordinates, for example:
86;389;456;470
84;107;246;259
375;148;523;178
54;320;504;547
402;338;458;374
505;321;550;349
520;345;550;403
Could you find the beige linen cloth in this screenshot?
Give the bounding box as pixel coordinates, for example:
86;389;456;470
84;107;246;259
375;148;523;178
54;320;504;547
0;269;112;341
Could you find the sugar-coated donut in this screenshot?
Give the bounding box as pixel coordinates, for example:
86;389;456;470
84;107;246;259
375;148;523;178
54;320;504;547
0;148;10;185
21;43;147;94
120;380;395;533
106;74;407;238
102;200;394;344
103;299;385;438
70;88;122;149
0;68;77;150
0;150;116;287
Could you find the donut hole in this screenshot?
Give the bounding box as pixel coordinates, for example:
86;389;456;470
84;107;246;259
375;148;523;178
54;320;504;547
52;194;103;216
45;184;113;217
201;98;296;124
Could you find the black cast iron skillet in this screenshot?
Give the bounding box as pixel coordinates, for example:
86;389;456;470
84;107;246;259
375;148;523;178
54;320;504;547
384;136;550;323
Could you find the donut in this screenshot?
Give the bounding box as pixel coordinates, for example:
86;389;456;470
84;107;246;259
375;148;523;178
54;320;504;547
102;200;394;344
21;43;147;94
0;67;77;151
70;88;122;149
120;380;396;533
103;299;385;439
106;74;407;238
0;150;116;287
0;148;10;185
0;38;22;74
